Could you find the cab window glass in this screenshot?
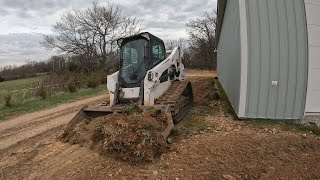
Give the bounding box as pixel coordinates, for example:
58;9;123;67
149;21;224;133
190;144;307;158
151;41;164;66
120;39;147;84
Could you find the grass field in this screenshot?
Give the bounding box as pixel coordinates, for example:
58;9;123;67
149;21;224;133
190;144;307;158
0;76;44;92
0;76;46;108
0;75;106;120
0;85;105;121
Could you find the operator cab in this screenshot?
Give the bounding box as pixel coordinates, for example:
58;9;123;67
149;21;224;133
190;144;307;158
117;32;166;88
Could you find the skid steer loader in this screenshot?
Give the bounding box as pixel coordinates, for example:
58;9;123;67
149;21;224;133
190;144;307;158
63;32;193;140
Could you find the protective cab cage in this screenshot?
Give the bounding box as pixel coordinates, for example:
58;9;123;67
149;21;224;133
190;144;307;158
117;32;167;88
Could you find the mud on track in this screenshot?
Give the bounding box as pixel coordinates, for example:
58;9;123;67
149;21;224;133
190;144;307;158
1;71;320;180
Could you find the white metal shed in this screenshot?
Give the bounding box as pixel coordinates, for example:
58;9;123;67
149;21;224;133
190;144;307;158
305;0;320;113
216;0;320;120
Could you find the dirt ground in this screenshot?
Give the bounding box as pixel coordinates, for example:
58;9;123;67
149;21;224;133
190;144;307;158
0;71;320;180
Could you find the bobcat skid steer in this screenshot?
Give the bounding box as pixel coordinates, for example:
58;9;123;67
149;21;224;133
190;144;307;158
63;32;193;140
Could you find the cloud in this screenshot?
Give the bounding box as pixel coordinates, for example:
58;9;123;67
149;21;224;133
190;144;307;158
0;0;217;65
0;33;52;65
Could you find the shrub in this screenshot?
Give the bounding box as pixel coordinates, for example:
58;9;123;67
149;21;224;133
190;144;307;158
37;86;47;99
74;80;83;88
68;80;77;93
4;94;13;107
86;76;100;88
29;73;37;78
23;90;33;99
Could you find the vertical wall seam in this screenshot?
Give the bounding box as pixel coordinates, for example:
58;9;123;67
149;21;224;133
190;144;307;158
302;0;309;115
245;1;251;117
292;0;299;118
232;1;238;35
257;0;262;117
284;0;290;119
275;0;280;118
266;0;271;118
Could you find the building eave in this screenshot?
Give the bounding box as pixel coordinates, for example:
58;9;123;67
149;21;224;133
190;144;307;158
215;0;227;48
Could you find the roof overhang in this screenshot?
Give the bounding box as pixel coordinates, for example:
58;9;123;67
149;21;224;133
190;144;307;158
215;0;227;48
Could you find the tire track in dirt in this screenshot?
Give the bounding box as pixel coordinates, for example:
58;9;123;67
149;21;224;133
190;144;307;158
0;113;75;150
0;110;77;140
0;94;107;151
27;143;92;179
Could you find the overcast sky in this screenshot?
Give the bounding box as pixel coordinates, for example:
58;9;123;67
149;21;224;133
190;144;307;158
0;0;217;66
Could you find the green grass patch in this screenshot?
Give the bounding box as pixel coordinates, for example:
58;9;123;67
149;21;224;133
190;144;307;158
0;76;44;92
295;124;320;135
123;104;142;115
244;119;320;136
215;80;238;119
0;85;105;121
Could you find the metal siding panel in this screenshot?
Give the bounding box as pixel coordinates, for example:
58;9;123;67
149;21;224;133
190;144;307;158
305;0;320;112
247;0;261;118
308;25;320;47
305;0;320;5
306;46;320;112
293;0;308;118
257;0;271;117
304;2;320;25
238;0;250;117
245;0;308;119
285;0;298;118
266;0;281;118
275;0;290;119
217;0;241;115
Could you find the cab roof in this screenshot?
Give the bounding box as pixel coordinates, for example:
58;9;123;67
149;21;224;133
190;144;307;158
117;32;164;47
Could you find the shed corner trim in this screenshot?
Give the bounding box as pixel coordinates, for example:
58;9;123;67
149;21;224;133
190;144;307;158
238;0;249;117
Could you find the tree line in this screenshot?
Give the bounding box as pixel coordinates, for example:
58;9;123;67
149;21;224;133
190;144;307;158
0;54;118;82
0;1;216;82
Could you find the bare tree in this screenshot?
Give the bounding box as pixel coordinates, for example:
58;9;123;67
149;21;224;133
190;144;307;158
186;10;217;70
165;38;189;51
42;1;142;69
165;38;193;67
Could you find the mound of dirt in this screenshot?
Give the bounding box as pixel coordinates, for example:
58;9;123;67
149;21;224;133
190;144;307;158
59;109;169;163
